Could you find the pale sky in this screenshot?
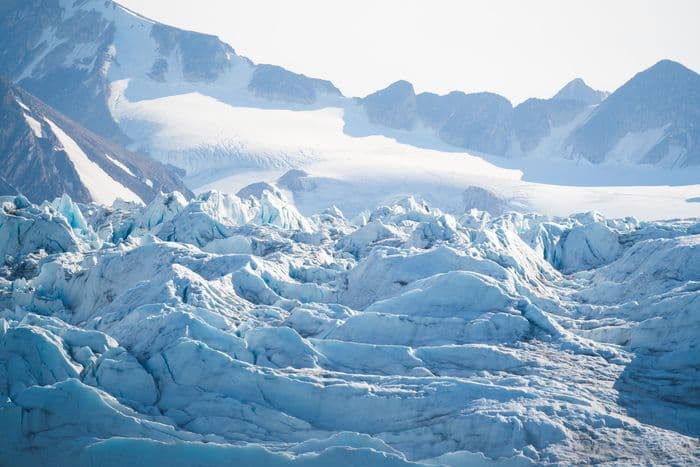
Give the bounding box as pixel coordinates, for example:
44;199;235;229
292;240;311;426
119;0;700;104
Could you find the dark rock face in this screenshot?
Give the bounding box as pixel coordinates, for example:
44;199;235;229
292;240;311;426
1;0;128;144
249;64;341;104
0;79;89;203
362;80;418;130
0;0;63;79
568;60;700;166
6;0;242;143
360;83;514;154
512;98;587;152
359;63;699;166
0;176;18;196
433;92;513;155
0;79;192;204
360;83;589;156
150;23;237;83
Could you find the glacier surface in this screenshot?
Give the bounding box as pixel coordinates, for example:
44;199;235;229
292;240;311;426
0;191;698;466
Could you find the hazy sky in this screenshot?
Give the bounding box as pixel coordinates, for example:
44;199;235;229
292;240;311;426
120;0;700;104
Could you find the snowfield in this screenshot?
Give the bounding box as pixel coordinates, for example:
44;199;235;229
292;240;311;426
95;6;700;222
109;86;700;221
0;190;698;466
45;120;143;205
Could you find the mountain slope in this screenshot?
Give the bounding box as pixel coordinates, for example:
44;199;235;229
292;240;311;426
0;79;191;204
567;60;700;167
0;0;342;147
511;97;589;152
0;175;18;196
356;63;700;168
0;0;697;219
360;80;516;155
358;79;597;156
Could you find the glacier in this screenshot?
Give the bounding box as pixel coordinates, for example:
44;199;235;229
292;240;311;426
0;189;698;466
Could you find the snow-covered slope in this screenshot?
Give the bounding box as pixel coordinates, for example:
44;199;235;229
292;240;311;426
0;79;191;204
172;99;697;220
105;66;700;219
1;0;342;146
0;192;698;465
44;119;141;204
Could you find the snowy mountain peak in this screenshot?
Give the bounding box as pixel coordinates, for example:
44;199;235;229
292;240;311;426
552;77;608;104
623;59;700;99
646;58;696;74
567;59;700;166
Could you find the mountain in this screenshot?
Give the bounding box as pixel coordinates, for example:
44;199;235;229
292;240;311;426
0;0;697;223
361;80;418;131
359;81;516;155
567;60;700;166
358;79;595;156
1;0;697;182
0;78;191;204
0;0;130;145
510;97;589;152
419;91;514;155
358;63;700;167
249;64;341;104
0;0;342;148
552;78;608;104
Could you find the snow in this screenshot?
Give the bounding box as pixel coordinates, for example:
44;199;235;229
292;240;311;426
22;113;43;138
12;0;700;221
1;193;698;465
15;98;30;112
106;87;700;220
15;96;45;140
510;105;595;159
2;2;699;463
105;154;136;177
45;119;143;205
94;40;699;222
111;87;325;175
605;125;668;164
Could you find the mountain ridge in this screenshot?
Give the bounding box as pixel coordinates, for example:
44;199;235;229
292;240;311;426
2;0;698;169
567;59;700;166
